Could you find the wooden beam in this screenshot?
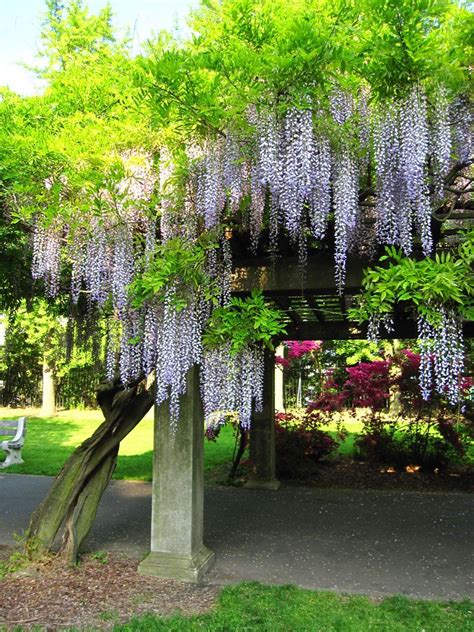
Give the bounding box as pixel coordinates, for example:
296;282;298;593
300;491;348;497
272;295;304;330
232;255;366;294
304;295;326;323
278;320;474;341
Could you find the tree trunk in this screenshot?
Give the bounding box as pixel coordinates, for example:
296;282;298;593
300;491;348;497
274;345;285;412
389;339;402;415
228;424;248;481
27;379;154;563
41;354;56;417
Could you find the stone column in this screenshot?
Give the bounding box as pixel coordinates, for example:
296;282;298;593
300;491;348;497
245;348;280;491
139;364;215;582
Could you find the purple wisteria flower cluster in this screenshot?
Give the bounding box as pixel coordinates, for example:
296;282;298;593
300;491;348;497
417;310;464;406
32;220;62;297
154;290;205;423
30;86;472;423
201;343;264;431
375;87;434;256
169;86;466;291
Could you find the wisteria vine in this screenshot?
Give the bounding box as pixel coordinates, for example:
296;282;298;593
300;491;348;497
30;85;472;422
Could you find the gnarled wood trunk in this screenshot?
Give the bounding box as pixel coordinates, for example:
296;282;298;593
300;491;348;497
27;379;154;564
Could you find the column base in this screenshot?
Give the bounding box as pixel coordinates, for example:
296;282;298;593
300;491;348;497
138;546;215;583
244;477;281;491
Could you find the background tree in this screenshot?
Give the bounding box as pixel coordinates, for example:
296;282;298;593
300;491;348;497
1;1;157;561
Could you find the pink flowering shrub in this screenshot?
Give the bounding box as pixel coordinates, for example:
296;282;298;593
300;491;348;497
354;350;472;468
308;361;392;412
275;411;338;478
286;340;322;359
306;351;472;469
344;361;391;409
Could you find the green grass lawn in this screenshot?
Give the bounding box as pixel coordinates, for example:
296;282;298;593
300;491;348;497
1;407;469;480
0;407;365;481
0;408;238;481
113;583;473;631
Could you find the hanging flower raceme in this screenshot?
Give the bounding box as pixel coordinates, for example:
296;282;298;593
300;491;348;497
201;342;264;430
417;315;434;401
32;219;62;297
431;88;452;200
154;290;205;423
400;87;432;256
374;105;411;253
373;85;459;257
250;163;266;252
333;148;359;292
418;310;464;406
330;90;360;292
257;110;279;193
223;132;243;212
194;143;226;230
330;89;354;126
279;106;314;237
119;308;143;385
82;219;111;305
308;136;331;240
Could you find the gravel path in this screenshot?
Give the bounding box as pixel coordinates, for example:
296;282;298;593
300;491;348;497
1;474;472;600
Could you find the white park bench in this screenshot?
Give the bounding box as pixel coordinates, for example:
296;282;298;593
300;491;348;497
0;417;27;468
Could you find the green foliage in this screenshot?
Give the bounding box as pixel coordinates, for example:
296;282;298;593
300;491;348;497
0;301;62;406
0;208;33;310
0;1;157;234
327;340;389;365
354;0;472;98
1;300;105;407
0;534;43;579
39;0;117;74
130;234;220;310
140;0;471;147
203;289;287;354
13;300;66;364
350;232;474;328
90;550;109;565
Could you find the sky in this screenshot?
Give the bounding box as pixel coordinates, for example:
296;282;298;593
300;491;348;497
0;0;198;95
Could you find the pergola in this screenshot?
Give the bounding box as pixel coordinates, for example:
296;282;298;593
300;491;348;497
138;215;474;583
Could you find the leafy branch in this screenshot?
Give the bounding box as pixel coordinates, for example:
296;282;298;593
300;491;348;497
350;231;474;328
129;234;220;310
203;289;287;354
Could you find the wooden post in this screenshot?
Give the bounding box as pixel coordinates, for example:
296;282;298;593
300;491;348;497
245;349;280;490
139;364;215;582
275;344;285;412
